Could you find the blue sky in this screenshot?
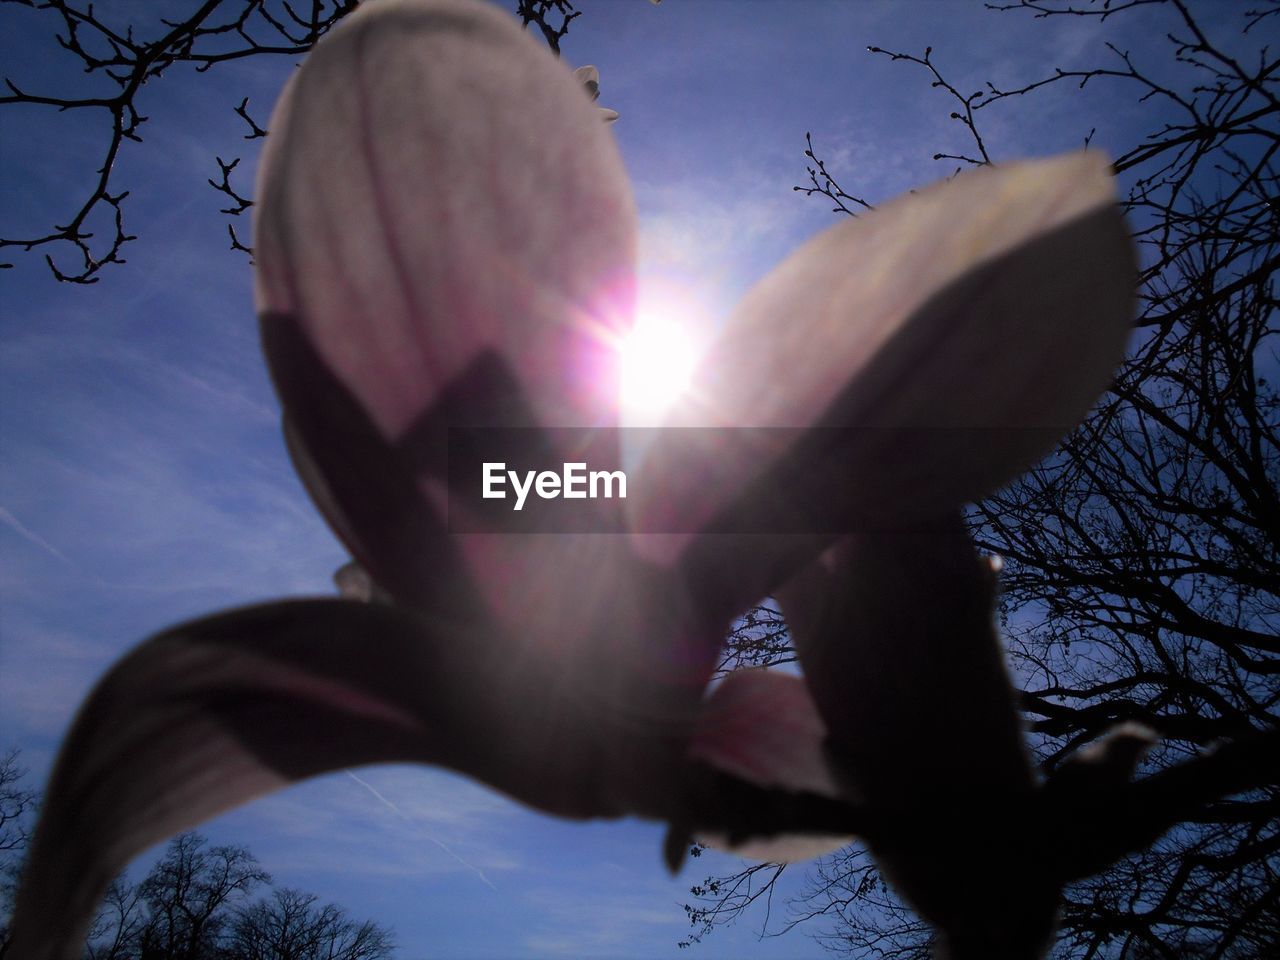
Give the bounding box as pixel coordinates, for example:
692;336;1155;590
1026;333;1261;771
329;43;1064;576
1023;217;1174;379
0;1;1238;956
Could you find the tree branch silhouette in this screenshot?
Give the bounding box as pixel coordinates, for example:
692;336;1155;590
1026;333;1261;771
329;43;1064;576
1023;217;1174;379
697;2;1279;955
1;0;589;282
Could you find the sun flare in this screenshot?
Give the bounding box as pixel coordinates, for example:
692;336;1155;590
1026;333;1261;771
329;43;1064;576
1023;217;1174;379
618;281;708;424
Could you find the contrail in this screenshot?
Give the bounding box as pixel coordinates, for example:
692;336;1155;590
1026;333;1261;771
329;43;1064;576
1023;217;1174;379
345;771;497;892
0;507;70;564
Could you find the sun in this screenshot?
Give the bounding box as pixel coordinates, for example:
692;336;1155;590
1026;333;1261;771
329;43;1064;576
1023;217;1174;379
618;280;708;424
620;316;696;420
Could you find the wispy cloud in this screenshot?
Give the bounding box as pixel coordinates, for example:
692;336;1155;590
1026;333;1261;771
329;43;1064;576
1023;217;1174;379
634;161;832;313
224;766;522;888
0;619;114;738
521;890;685;958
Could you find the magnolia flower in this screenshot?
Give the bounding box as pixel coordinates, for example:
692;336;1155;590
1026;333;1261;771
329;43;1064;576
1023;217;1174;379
11;1;1139;957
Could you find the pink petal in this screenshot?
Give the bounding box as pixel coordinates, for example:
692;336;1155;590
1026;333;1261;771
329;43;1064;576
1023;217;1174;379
254;0;656;649
269;342;461;607
268;307;725;773
8;602;441;959
630;152;1134;589
689;668;843;798
6;599;690;959
687;668;856;861
255;0;635;449
272;318;725;725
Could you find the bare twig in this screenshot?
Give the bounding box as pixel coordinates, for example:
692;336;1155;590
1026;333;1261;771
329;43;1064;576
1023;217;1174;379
700;1;1280;952
1;0;583;282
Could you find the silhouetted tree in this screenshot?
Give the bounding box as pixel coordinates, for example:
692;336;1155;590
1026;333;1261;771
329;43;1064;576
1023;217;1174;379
227;889;394;960
0;750;37;956
0;0;592;281
83;879;148;960
77;832;396;960
133;833;271;960
0;752;36;859
690;1;1278;956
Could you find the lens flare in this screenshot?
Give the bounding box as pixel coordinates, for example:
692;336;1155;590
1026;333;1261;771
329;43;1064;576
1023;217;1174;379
619;280;710;424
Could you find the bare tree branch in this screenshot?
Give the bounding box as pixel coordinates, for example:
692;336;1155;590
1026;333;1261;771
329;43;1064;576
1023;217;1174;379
703;1;1279;954
1;0;591;282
